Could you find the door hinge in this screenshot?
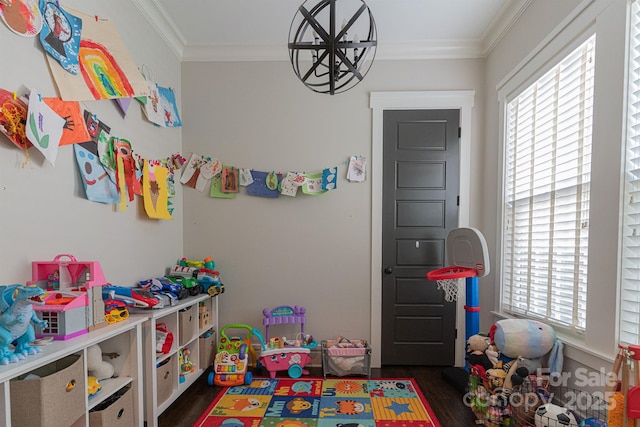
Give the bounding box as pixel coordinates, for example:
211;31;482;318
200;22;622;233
458;127;461;138
457;195;460;206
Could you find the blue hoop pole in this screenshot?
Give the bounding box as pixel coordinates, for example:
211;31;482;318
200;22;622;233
465;276;480;342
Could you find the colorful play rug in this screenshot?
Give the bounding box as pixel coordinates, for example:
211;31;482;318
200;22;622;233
194;377;441;427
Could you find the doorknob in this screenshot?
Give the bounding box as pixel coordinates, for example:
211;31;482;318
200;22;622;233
384;267;393;275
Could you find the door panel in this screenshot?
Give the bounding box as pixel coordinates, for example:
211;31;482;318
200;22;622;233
381;109;459;366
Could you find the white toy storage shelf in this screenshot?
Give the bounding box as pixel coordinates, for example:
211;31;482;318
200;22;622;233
130;293;218;427
0;317;145;427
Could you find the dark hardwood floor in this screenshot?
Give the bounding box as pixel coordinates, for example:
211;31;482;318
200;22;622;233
158;365;479;427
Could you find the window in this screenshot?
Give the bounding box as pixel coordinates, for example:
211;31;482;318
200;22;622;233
621;0;640;345
501;35;595;333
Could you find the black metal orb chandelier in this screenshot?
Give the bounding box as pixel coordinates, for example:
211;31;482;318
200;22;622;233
288;0;377;95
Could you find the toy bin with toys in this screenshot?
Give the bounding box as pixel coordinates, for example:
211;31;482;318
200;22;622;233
322;337;371;378
209;323;260;387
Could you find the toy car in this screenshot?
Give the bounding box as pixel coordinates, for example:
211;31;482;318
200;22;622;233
102;285;160;308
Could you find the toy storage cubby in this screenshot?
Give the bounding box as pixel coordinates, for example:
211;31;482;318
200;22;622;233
0;317;145;427
132;293;218;427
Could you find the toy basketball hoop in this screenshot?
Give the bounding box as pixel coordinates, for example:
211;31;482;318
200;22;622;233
426;227;491;346
427;266;477;302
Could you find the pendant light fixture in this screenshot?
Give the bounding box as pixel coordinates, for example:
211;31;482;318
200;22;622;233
288;0;377;95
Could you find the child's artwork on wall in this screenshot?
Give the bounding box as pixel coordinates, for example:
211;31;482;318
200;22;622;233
210;171;237;199
115;98;132;116
74;141;119;204
280;172;306;197
143;160;172;220
140;80;165;126
47;9;149;101
42;98;90;146
111;137;141;210
180;154;215;192
156;85;182;127
26;89;65;165
239;168;254;186
301;172;326;195
347;155;367;182
39;0;81;74
322;167;337;191
0;0;42;37
0;89;32;151
246;171;281;198
221;167;239;193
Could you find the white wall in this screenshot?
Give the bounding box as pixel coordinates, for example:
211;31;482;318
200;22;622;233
0;0;183;285
483;0;624;370
181;59;485;359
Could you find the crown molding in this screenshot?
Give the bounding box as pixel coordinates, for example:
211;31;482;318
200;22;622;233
136;0;532;62
481;0;533;56
131;0;186;60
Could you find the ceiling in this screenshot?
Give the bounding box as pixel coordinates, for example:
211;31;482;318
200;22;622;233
132;0;531;61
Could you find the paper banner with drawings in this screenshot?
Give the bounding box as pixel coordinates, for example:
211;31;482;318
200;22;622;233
26;89;65;165
0;0;42;37
210;165;237;199
280;171;306;197
47;9;149;101
42;98;90;146
246;171;281;198
347;155;367;182
301;172;326;195
74;141;118;204
157;85;182;127
39;0;81;74
143;160;172;220
0;89;32;151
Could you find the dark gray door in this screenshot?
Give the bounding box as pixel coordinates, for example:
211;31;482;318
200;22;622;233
381;109;459;365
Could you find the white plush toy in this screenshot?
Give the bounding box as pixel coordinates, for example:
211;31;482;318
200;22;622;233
86;344;115;380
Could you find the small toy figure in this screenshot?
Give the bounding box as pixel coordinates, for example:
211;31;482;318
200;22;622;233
0;284;48;365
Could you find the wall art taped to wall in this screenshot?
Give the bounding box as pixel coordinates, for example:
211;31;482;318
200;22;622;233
0;89;31;151
42;98;90;146
143;161;172;220
39;0;82;74
74;141;119;204
47;9;149;101
26;89;65;165
0;0;42;37
246;171;281;198
157;85;182;127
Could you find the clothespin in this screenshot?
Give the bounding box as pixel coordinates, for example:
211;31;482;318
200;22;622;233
37;93;42;102
12;92;16;100
95;15;99;21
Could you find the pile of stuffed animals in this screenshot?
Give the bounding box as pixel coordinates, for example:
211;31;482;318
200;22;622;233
467;318;573;427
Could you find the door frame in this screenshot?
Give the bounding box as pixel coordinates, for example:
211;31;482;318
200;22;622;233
369;90;475;368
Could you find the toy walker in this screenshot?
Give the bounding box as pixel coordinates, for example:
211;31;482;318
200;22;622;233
209;324;260;387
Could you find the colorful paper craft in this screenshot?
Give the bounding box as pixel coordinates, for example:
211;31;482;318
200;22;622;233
221;167;239;193
74;141;119;204
39;1;81;74
210;165;237;199
0;89;32;151
239;168;254;186
115;98;133;116
246;171;281;198
322;167;338;190
280;171;306;197
141;80;165;126
47;9;149;101
157;85;182;127
26;89;65;165
0;0;42;37
302;172;327;195
143;160;172;220
42;98;90;146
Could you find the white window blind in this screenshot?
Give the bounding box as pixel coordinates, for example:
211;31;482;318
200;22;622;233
621;0;640;345
502;35;595;333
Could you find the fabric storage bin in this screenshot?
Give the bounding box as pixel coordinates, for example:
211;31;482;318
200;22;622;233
199;330;216;369
179;306;197;346
321;339;371;378
10;354;85;427
156;356;174;404
89;386;134;427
